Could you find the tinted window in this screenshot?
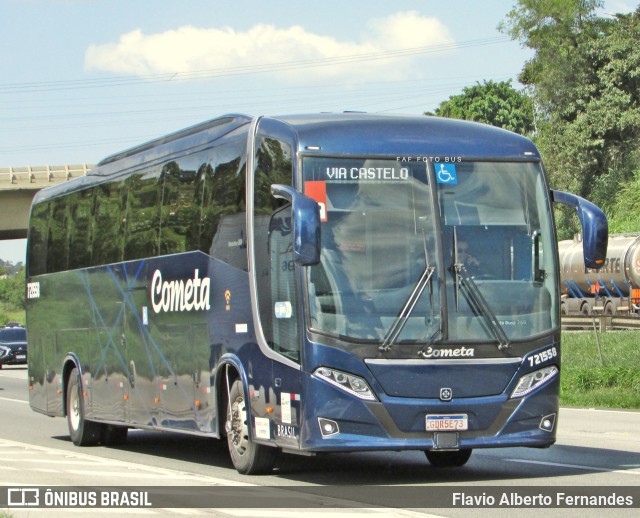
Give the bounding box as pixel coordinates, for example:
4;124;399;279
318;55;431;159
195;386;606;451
159;155;207;256
93;178;127;266
124;168;161;261
203;137;247;271
28;202;50;276
46;197;69;273
0;328;26;342
67;189;95;270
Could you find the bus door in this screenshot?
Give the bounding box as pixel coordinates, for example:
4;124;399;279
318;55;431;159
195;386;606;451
251;131;302;449
269;206;302;449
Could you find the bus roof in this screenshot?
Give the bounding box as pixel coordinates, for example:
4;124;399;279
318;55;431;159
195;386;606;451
94;112;540;174
32;112;540;205
267;113;540;159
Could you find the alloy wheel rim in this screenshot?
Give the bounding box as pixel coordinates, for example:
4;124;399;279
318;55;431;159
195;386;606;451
229;396;248;456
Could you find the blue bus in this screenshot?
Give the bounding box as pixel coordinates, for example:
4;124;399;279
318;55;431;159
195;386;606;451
26;113;607;474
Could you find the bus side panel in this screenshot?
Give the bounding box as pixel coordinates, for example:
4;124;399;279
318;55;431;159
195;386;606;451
28;250;261;436
26;331;48;414
124;252;257;434
27;271;105;418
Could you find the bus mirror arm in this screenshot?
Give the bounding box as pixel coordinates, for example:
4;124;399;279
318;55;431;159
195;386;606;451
552;190;608;270
271;184;321;266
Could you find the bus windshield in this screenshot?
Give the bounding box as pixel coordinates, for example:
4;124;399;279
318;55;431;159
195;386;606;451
303;157;557;346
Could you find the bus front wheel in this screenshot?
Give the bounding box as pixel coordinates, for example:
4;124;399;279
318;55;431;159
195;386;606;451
66;368;103;446
226;379;277;474
425;448;472;467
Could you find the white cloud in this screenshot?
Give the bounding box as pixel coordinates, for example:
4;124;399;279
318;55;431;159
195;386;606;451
84;11;454;81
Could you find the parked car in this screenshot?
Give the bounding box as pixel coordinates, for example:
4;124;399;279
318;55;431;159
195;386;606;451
0;326;27;368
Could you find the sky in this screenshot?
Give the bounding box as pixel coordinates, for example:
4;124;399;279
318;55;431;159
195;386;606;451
0;0;636;265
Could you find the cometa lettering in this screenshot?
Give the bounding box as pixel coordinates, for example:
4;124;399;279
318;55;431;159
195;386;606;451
151;269;211;314
420;346;475;359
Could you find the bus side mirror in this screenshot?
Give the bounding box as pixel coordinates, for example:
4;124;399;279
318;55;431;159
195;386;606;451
271;184;321;266
552;190;608;269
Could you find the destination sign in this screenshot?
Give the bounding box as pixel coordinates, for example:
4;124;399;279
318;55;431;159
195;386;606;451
323;166;410;181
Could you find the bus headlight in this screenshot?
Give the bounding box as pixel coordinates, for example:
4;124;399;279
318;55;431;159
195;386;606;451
511;365;558;398
313;367;377;401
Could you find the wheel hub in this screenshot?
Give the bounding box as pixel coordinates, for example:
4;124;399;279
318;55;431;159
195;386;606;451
229;397;248;455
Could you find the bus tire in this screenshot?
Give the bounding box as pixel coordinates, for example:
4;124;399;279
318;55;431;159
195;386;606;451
66;368;102;446
425;448;472;467
226;379;277;474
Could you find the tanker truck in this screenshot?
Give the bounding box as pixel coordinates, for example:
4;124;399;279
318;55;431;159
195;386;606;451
559;233;640;315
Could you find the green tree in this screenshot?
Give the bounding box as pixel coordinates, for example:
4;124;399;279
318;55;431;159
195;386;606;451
0;267;26;310
429;80;535;136
607;169;640;233
501;1;640;236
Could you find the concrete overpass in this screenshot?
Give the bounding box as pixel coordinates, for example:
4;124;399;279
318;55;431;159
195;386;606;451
0;165;93;240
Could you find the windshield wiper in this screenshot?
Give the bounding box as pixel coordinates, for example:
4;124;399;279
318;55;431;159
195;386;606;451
380;230;435;353
451;228;510;351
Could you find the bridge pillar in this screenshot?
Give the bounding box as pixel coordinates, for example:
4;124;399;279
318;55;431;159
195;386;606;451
0;190;37;239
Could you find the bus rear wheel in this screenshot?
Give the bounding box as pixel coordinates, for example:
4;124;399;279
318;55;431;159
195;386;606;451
425;448;472;467
66;367;103;446
226;379;277;474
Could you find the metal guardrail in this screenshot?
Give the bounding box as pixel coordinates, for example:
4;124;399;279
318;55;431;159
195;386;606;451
561;315;640;331
0;165;93;187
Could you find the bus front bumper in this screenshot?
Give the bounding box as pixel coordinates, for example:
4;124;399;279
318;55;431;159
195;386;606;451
298;374;559;452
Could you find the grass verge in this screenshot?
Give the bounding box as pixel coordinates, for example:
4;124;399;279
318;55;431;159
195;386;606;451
560;331;640;409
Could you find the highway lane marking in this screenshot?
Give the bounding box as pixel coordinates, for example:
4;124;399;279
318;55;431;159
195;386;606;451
505;458;640;476
4;458;108;465
56;510;158;515
66;470;233;481
0;438;440;516
0;395;29;404
561;407;640;416
0;437;255;486
214;511;443;518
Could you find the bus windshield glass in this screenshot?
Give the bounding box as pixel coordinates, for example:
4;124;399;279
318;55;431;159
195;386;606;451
302;157;557;346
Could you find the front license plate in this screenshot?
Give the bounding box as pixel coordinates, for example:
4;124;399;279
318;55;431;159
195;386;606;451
16;355;26;360
426;414;468;431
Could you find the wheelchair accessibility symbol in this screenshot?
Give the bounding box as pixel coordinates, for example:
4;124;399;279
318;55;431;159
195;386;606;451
436;163;458;185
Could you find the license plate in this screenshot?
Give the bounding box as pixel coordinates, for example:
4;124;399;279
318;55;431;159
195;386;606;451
16;355;26;360
426;414;468;431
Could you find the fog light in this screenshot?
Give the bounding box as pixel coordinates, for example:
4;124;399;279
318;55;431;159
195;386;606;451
539;413;556;432
318;418;339;437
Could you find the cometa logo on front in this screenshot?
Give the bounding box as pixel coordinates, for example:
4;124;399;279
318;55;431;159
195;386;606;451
151;269;211;314
420;346;475;359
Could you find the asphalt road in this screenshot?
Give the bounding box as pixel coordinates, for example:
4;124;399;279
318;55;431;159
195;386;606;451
1;364;639;517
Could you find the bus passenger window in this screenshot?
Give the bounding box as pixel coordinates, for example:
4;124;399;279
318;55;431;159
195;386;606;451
201;137;247;271
123;168;161;261
93;179;126;266
46;197;69;273
28;202;51;276
159;159;202;256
